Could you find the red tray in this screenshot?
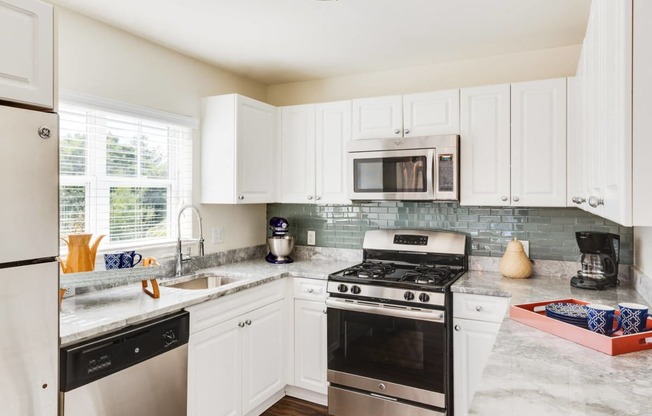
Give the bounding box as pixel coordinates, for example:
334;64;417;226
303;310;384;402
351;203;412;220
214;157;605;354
510;298;652;355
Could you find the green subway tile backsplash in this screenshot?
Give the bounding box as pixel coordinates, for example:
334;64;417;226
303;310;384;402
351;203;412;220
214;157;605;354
267;202;634;264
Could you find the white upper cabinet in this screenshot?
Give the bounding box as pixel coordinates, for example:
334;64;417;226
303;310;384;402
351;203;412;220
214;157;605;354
201;94;277;204
352;90;459;140
511;78;567;207
0;0;53;109
460;84;511;206
461;80;567;207
279;101;351;204
569;0;651;226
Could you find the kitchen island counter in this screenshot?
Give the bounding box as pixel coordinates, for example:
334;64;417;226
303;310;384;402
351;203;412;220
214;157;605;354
454;271;652;416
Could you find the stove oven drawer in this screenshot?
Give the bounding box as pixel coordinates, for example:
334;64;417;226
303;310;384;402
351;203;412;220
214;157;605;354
453;293;509;323
328;386;445;416
293;278;327;301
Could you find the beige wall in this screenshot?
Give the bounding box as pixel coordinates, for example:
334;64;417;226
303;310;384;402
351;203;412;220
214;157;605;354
266;45;581;106
634;227;652;275
57;8;269;256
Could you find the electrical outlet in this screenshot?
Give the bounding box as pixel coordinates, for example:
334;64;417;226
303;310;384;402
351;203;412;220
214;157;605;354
519;240;530;258
212;227;224;244
307;230;316;246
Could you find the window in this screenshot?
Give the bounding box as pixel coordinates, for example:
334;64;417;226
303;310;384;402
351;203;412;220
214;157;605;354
59;94;195;250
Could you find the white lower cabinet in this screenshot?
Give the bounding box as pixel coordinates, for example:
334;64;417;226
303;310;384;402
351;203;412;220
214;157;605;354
453;293;509;416
293;299;327;395
187;282;287;416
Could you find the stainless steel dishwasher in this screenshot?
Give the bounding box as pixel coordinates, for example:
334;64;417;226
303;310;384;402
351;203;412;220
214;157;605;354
59;311;190;416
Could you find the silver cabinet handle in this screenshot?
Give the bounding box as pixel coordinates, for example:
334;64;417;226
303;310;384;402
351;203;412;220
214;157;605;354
476;305;483;312
238;322;245;328
513;196;520;202
238;195;244;200
588;196;604;208
316;196;322;201
572;196;586;204
404;129;410;135
307;195;313;200
501;196;508;202
38;126;52;139
454;325;461;331
394;129;401;134
245;319;252;326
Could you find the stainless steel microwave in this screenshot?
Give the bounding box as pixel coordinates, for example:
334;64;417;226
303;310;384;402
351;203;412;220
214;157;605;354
347;135;459;201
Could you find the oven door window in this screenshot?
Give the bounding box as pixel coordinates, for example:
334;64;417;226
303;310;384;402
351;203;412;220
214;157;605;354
327;308;445;393
353;155;428;193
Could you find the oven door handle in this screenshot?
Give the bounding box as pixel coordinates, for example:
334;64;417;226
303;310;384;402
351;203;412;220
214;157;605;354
325;298;445;323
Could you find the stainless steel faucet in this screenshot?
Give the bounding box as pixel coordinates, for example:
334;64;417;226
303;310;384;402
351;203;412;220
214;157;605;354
176;204;205;276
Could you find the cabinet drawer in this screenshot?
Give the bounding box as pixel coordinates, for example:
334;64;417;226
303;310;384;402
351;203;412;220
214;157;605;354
453;293;510;323
293;278;327;301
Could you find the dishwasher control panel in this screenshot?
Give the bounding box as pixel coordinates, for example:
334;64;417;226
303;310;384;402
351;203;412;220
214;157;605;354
60;311;190;392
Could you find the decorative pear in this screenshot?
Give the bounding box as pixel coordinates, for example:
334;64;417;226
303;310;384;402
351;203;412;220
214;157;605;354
499;238;533;279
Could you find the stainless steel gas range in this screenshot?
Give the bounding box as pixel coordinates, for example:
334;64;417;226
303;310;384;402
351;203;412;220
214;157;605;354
326;229;467;416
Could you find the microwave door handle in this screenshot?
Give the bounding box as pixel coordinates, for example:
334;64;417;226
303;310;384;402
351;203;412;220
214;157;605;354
429;149;436;198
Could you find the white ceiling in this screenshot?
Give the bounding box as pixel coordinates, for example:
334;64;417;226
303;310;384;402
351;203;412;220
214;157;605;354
50;0;591;85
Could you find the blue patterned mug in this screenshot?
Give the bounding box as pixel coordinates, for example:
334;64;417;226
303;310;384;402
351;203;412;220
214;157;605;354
104;253;123;270
119;251;142;268
618;303;652;335
587;304;622;336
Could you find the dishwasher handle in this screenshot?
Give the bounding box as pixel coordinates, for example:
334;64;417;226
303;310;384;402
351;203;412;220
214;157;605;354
60;310;190;392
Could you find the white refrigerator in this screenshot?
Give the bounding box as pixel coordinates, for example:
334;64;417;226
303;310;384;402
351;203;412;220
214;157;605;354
0;104;59;414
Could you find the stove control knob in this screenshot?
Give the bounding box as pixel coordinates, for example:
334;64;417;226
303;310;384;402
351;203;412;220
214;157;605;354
351;285;361;294
419;293;430;303
337;284;348;293
404;291;415;301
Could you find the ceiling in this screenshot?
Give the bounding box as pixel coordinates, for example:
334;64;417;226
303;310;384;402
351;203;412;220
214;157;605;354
50;0;591;85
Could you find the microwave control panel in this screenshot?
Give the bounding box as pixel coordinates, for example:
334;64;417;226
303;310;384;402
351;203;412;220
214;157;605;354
438;154;454;192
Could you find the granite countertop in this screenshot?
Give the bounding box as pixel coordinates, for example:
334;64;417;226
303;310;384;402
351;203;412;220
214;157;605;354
59;258;357;346
454;271;652;416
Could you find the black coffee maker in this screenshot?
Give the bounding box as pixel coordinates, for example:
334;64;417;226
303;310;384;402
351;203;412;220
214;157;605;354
570;231;620;290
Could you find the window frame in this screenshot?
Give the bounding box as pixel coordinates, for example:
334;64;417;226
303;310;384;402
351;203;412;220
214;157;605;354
59;90;198;253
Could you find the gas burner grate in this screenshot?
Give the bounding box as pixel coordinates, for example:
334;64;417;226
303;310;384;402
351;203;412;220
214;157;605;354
401;265;456;285
342;261;397;279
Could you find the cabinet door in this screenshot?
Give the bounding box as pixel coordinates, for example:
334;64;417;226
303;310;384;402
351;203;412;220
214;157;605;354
351;95;402;140
188;317;242;416
403;89;460;137
236;95;277;203
279;105;316;203
315;101;351;204
453;318;501;416
0;0;53;108
294;299;327;395
460;84;511;206
511;78;567;207
241;300;286;414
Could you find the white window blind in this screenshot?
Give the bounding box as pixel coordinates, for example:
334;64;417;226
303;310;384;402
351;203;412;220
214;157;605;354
59;99;194;250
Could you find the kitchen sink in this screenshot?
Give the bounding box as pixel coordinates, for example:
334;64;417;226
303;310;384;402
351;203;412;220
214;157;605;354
164;274;245;290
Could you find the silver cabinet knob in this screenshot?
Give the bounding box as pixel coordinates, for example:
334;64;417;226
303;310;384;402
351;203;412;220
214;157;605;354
394;129;401;134
513;196;520;202
245;319;252;326
454;325;461;331
308;288;314;293
238;195;244;200
501;196;508;202
316;196;322;201
38;126;52;139
588;196;604;208
404;129;410;135
307;195;313;200
238;322;245;328
476;305;483;312
323;309;327;314
572;196;586;204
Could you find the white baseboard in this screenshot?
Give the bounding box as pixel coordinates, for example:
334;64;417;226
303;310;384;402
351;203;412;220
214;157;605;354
245;389;286;416
285;385;328;406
